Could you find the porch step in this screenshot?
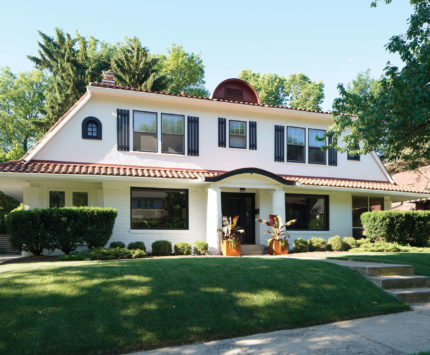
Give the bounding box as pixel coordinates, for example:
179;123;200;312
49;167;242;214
343;263;415;277
368;275;430;289
0;235;19;255
387;288;430;303
241;244;264;256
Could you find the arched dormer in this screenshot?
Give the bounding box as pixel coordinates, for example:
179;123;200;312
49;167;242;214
82;116;102;140
210;78;261;104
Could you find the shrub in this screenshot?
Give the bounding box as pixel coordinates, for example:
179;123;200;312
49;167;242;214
292;238;308;253
109;241;125;249
347;239;430;253
60;247;147;261
308;237;327;252
174;242;192;255
342;237;357;250
0;191;20;234
327;236;343;251
128;241;146;251
361;211;430;247
6;207;118;255
194;240;209;255
151;240;172;256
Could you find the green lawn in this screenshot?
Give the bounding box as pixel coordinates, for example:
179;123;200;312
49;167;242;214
0;257;408;354
331;253;430;277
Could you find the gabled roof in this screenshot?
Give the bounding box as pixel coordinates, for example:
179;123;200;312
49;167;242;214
0;160;427;195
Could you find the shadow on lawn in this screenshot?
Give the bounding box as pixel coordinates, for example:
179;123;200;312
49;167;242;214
0;258;408;355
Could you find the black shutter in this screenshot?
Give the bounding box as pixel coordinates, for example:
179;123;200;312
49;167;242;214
328;134;337;166
218;117;226;147
187;116;199;156
249;121;257;150
117;109;130;151
274;125;285;162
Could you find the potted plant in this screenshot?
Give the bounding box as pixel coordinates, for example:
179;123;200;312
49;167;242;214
218;216;244;256
256;215;296;255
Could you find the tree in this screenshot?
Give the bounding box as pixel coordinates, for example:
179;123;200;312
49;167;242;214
111;37;168;91
0;67;49;161
238;70;325;109
327;0;430;169
345;70;381;96
158;44;209;96
29;28;115;131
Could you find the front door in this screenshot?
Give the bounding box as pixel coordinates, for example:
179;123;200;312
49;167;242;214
221;192;255;244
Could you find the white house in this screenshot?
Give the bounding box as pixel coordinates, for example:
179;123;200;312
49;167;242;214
0;74;428;254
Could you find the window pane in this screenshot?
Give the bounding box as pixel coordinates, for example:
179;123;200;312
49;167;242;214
131;188;188;229
230;135;246;148
162;134;184;153
229;121;246;148
352;196;368;228
287;127;305;145
285;194;328;230
133;132;157;152
73;192;88;207
229;121;245;136
50;191;65;208
162;114;184;135
134;111;157;133
87;122;97;137
309;147;326;164
287;145;305;162
309;129;325;147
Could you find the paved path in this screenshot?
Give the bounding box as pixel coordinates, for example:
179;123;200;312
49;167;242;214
0;254;22;264
134;304;430;355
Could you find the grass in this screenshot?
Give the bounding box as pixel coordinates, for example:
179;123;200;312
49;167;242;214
0;257;408;354
331;253;430;277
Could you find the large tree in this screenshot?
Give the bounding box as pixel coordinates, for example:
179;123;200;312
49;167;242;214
327;0;430;169
111;37;168;91
238;70;325;110
0;67;49;161
158;44;208;96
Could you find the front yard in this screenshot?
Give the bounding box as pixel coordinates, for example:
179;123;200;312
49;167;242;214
0;257;408;354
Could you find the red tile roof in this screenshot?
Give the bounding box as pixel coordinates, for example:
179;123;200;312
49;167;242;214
89;82;332;115
0;160;428;194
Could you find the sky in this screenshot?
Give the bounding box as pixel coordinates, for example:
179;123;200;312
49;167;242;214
0;0;413;110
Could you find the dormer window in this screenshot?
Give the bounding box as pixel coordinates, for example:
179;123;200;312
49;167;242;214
82;117;102;140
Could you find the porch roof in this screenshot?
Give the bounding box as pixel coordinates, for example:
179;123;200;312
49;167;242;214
0;160;428;195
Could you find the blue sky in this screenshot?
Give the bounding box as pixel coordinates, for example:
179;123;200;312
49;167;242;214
0;0;413;110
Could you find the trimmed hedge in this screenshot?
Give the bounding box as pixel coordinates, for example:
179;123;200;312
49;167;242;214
327;236;343;251
151;240;172;256
174;242;191;255
128;241;146;251
361;211;430;247
0;191;20;234
6;207;117;255
60;247;146;261
292;238;308;253
193;240;208;255
342;237;357;250
109;241;125;249
308;237;327;252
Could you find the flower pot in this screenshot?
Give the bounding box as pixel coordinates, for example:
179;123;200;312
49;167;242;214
268;239;289;255
221;240;241;256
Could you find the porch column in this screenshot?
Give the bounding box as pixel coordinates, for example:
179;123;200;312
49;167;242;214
23;186;40;209
206;187;222;255
272;188;285;218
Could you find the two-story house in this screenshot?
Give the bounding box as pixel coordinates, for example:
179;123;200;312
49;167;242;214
0;74;428;254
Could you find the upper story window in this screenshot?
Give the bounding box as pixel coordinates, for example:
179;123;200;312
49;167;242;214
82;116;102;140
308;129;326;165
229;120;247;149
133;111;157;152
287;127;305;163
161;113;185;154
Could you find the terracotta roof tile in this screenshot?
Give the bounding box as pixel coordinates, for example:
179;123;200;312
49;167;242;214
0;160;428;195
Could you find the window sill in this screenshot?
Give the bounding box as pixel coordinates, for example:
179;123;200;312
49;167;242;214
129;229;189;233
129;150;188;157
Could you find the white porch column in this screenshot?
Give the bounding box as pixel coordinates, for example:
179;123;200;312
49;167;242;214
23;186;40;209
206;187;222;255
272;188;285;218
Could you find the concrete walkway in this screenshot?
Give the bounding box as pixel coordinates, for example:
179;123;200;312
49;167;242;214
135;303;430;355
0;254;22;264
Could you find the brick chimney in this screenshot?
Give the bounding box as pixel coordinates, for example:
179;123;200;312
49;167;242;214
102;71;115;85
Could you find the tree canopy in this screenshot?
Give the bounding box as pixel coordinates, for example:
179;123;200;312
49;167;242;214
327;0;430;169
238;70;325;110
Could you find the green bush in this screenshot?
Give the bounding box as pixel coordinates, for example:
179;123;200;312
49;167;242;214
151;240;172;256
361;210;430;247
174;242;192;255
327;236;344;251
128;241;146;251
60;247;147;261
6;207;118;255
193;240;208;255
348;239;430;253
292;238;308;253
109;241;125;249
308;237;327;252
0;191;20;234
342;237;357;250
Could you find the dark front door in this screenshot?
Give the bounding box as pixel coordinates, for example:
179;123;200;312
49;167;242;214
221;192;255;244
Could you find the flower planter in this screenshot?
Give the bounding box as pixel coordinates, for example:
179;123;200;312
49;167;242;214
268;239;289;255
221;240;241;256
